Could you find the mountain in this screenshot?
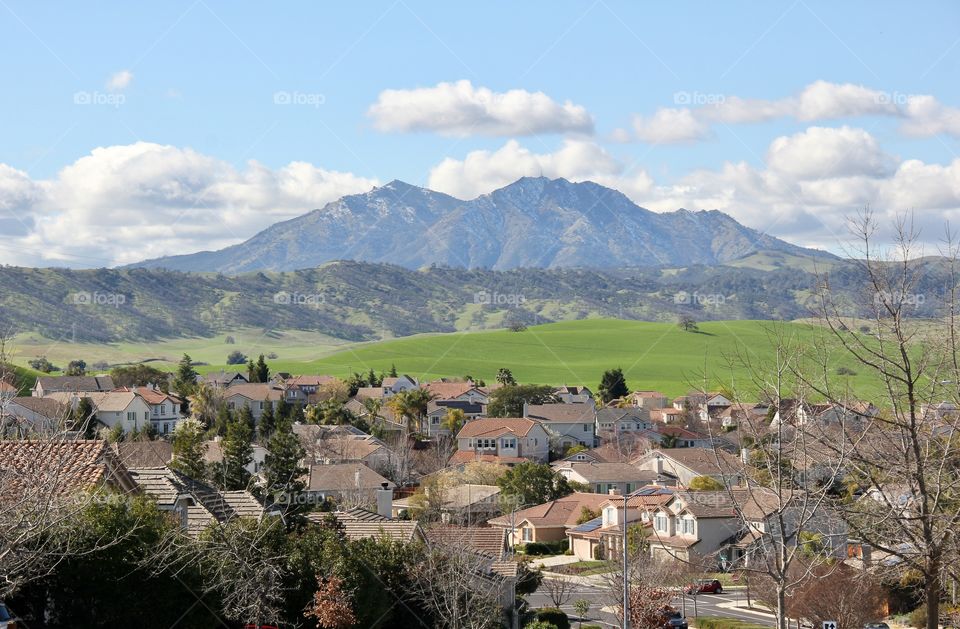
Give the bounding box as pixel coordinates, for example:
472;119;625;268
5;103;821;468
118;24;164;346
128;177;834;273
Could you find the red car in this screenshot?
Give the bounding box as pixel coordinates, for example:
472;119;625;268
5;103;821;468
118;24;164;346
684;579;723;594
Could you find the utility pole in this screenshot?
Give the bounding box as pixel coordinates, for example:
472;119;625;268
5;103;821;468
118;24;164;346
622;494;629;629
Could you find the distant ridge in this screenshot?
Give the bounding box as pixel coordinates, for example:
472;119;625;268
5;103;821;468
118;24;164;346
127;177;835;273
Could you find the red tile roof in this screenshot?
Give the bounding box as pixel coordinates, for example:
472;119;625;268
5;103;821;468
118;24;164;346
456;417;540;438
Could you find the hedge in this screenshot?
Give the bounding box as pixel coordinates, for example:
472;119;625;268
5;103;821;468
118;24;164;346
535;608;571;629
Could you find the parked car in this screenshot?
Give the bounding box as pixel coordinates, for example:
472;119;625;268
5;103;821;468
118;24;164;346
684;578;724;594
864;623;890;629
0;602;17;629
659;608;688;629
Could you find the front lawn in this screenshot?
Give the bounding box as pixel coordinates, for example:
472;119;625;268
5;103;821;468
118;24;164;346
560;560;616;576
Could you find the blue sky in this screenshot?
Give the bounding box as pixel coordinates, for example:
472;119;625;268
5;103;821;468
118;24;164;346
2;1;959;267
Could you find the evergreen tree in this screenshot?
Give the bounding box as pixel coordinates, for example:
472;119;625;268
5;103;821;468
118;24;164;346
275;397;291;422
597;367;629;404
255;354;270;383
290;402;305;424
173;353;198;397
259;401;277;441
246;358;257;383
213;404;233;437
263;419;307;518
366;368;382;388
211;413;254;490
170;417;208;480
73;397;98;438
389;364;398;378
237;403;256;433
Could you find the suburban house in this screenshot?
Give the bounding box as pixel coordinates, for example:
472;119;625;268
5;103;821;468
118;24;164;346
487;492;610;545
223;383;285;421
4;396;72;432
552;461;662;495
392;484;502;525
48;390;153;433
522;403;597;451
553;385;594;405
202;371;248;388
452;417;550;465
633;447;743;488
280;374;336;404
32;375;115;397
307;506;425;543
640;424;714;449
294;424;398;472
0;380;16;401
595;407;654;434
630;390;669;411
567;485;675;561
114;385;183;435
128;467;264;537
423;381;490;405
304;462;395;507
425;399;486;437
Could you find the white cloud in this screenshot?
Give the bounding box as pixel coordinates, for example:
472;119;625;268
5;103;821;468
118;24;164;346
635;80;960;141
1;142;378;267
368;80;594;137
766;126;897;180
106;70;134;92
427;139;652;200
632;108;710;143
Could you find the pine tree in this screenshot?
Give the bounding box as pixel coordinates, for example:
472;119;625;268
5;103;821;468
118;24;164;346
255;354;269;384
389;364;398;378
259;401;277;441
73;397;98;438
213;404;233;437
263;419;307;517
597;367;629;404
275;397;291;422
290;402;305;424
170;417;208;480
212;413;253;490
237;403;256;433
173;354;198;398
246;358;257;383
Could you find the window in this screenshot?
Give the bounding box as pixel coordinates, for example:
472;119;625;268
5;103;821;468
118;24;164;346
654;515;668;532
522;528;533;542
163;422;170;434
431;416;440;424
583;423;590;432
501;438;516;448
144;412;149;420
127;411;135;423
681;519;695;535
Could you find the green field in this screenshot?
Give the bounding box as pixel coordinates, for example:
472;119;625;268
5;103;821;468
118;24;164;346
8;319;878;397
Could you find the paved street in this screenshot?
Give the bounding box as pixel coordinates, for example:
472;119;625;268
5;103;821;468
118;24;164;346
528;578;776;628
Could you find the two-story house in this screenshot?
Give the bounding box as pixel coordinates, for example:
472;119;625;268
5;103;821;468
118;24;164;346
552;461;661;495
595;407;653;434
426;400;486;437
633;447;743;488
522;403;597;452
114;385;183;435
32;375;115;397
451;418;550;465
487;492;610;545
567;485;675;560
223;383;285;422
553;385;595;405
48;390;152;433
423;381;490;405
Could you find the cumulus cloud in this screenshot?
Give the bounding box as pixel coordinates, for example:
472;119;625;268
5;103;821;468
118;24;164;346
632;108;710;143
0;142;378;267
632;80;960;142
766;126;897;180
368;80;594;137
106;70;133;92
427;139;652;200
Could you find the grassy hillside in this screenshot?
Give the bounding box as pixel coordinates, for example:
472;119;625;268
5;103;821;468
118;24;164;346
214;319;877;397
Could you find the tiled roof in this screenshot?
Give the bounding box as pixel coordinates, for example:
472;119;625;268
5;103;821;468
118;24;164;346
113;387;182;405
0;439;137;497
524;403;595;423
557;462;659;483
424;524;508;558
223;383;284;402
423;381;481;400
636;447;741;476
355;387;386;400
596;408;647;423
306;463;394;492
112;441;173;467
286;375;336;387
306;512;423;542
36;375;115;393
456;417;540;438
9;396;71;419
488;492;610;528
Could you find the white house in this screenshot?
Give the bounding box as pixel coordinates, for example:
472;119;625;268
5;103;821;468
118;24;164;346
452;417;550;465
595;407;653;434
523;403;597;451
553;385;594;405
223;383;285;421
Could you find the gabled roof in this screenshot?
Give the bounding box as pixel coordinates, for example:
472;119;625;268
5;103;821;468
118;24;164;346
423;381;483;400
448;451;527;466
223;383;284;402
556;462;660;484
113;386;183;405
112;441;173;467
424;524;508;559
524;403;595;423
306;510;424;542
554;385;592;396
285;375;336;387
635;447;741;477
488;492;610;528
306;463;395;492
8;395;71;420
456;417;541;438
35;375;114;393
596;407;647;423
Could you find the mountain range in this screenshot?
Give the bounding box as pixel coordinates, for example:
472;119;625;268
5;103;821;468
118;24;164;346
129;177;834;273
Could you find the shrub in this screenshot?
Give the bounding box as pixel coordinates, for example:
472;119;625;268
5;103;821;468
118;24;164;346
525;622;557;629
909;605;926;629
226;350;247;365
535;608;570;629
836;366;857;376
224;335;235;344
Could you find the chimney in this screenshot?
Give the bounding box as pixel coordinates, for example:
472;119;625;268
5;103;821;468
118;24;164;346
376;482;393;519
741;448;750;464
653;455;664;474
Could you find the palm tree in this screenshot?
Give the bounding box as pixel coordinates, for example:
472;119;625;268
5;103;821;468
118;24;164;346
363;397;385;430
387;388;435;434
440;408;466;435
386;392;417;432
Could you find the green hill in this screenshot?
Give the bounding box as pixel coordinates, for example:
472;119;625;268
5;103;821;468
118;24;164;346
262;319;876;398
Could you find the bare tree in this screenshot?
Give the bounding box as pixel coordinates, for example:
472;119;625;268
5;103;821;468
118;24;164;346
542;565;578;608
409;536;505;629
803;212;960;629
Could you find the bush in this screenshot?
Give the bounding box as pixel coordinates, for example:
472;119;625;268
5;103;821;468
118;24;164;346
525;622;557;629
836;366;857;376
909;605;926;629
522;540;569;555
535;608;570;629
225;350;247;365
